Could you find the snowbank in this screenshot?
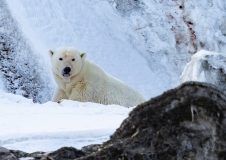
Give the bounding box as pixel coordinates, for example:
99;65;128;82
0;90;133;152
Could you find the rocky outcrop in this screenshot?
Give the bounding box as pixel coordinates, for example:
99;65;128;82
2;81;226;159
0;147;17;160
78;81;226;160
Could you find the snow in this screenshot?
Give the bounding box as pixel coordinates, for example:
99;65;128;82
0;90;133;152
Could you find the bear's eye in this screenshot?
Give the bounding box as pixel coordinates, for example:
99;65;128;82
59;58;63;61
72;58;75;61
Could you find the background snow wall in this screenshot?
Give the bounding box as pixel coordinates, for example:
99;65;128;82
4;0;160;102
0;0;53;103
113;0;226;85
1;0;226;103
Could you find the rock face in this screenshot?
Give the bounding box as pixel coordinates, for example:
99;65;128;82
0;147;17;160
2;81;226;160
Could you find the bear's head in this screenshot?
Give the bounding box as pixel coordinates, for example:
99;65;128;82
49;47;86;82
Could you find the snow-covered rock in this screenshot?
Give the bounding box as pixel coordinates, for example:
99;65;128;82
180;50;226;93
0;0;53;103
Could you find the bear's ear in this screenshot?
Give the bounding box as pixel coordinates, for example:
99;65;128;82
49;50;54;57
81;52;86;60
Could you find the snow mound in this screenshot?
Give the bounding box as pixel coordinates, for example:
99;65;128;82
180;50;226;93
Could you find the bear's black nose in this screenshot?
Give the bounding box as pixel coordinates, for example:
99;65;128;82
63;67;71;73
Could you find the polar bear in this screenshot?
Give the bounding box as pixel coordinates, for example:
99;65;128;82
49;47;146;107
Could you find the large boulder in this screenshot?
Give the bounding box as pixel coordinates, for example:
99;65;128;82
78;81;226;160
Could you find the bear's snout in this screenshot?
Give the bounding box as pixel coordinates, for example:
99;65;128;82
64;67;71;73
62;67;71;77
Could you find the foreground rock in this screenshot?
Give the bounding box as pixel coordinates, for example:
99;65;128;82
0;147;17;160
79;81;226;159
4;145;102;160
2;81;226;159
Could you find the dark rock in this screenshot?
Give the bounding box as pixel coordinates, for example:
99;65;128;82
42;147;85;160
77;81;226;160
10;149;45;159
81;144;101;155
0;147;18;160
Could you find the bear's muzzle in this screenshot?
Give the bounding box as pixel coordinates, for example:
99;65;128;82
62;67;71;77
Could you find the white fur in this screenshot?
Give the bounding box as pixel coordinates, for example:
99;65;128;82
49;47;146;107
